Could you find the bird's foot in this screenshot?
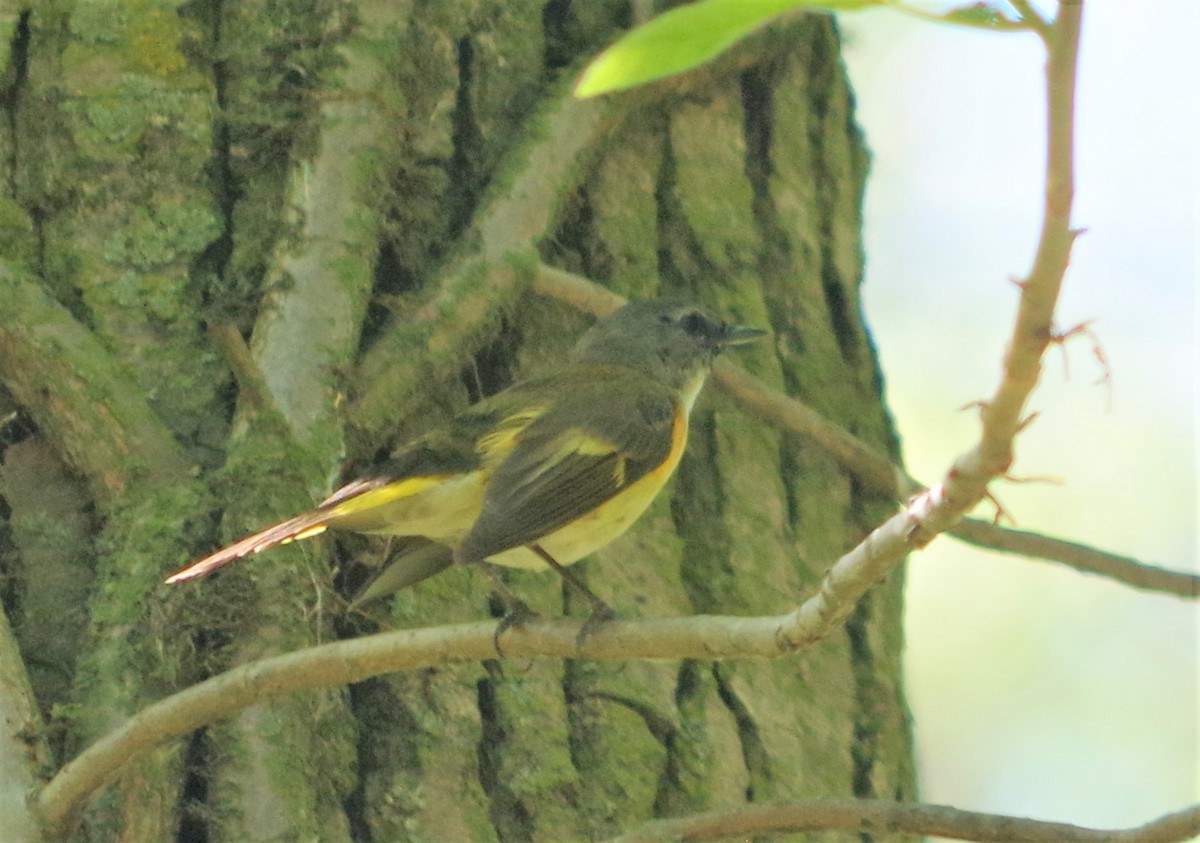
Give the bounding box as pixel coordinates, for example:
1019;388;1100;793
491;597;539;656
575;602;616;649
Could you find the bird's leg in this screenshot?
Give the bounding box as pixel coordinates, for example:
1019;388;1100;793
530;544;615;646
480;563;537;655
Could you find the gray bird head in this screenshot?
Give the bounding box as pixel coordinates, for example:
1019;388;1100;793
570;299;766;402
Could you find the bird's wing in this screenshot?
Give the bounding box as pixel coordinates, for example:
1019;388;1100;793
349;539;454;607
457;375;680;563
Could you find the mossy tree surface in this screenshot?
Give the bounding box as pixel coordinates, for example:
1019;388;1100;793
0;2;914;841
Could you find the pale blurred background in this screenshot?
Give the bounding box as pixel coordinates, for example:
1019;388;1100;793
839;0;1198;834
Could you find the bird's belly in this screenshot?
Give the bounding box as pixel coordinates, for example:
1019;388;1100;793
486;468;672;571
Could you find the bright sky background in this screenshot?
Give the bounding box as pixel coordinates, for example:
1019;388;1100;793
839;0;1197;834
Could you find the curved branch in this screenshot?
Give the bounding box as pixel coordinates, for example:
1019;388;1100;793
607;799;1200;843
35;613;783;830
35;588;1200;832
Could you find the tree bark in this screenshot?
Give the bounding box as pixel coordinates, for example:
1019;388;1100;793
0;2;913;840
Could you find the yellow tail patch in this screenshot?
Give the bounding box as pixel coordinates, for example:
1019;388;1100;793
328;475;452;517
281;525;330;545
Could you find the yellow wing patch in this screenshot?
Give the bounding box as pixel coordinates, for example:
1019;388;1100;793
534;429;624;486
476;407;547;464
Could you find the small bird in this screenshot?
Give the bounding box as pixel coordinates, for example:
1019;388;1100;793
165;299;764;615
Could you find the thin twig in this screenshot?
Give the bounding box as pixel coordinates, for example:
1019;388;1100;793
607;799;1200;843
1009;0;1054;39
778;0;1086;647
206;321;281;419
952;519;1198;598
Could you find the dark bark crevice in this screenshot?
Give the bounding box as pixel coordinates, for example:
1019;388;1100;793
175;727;213;843
448;35;486;241
653;659;705;817
1;10;30;194
805;20;862;366
654;119;725;302
188;0;240;330
713;664;772;802
740;60;810;536
846;594;878;801
476;663;536;842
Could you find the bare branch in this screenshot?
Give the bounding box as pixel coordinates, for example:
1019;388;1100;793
530;263;626;319
905;0;1081;542
952;519;1199;598
713;361;912;497
776;0;1088;644
531;266;1198;602
35;614;785;830
39;604;1197;841
607;799;1200;843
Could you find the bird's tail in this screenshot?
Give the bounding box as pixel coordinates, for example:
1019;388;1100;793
164;511;335;584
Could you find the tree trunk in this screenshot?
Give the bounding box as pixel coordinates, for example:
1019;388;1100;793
0;2;914;840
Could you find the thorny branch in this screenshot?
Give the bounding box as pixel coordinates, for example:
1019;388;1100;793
773;0;1086;644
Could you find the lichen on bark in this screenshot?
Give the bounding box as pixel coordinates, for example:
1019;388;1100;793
0;5;915;840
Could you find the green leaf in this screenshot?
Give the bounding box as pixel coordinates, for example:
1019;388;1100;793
940;3;1017;28
575;0;882;99
887;1;1026;31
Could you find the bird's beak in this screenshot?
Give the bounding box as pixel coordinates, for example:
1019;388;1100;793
718;324;768;347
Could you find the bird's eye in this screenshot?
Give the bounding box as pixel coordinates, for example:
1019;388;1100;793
679;311;708;336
